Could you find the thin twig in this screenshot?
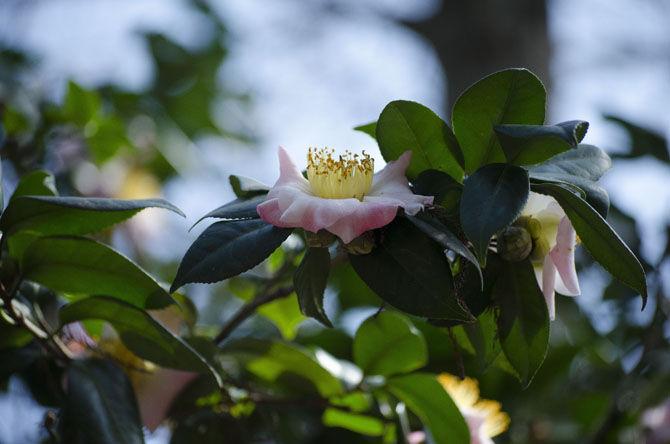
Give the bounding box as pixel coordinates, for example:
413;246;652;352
214;285;294;345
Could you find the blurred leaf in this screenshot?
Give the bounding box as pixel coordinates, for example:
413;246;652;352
452;309;501;371
353;311;427;376
61;81;102;127
171;411;245;444
22;236;174;309
0;317;32;350
405;213;482;288
493;256;549;387
293;247;332;327
605;114;669;162
533;182;647;305
2;106;31;136
60;358;144;444
460;163;529;266
224;338;343;397
171;220;292;292
529;144;612;216
353;121;377;139
452;68;546;173
85;115;130;165
330;392;373;413
411;169;462;210
495;120;589;165
330;262;381;310
376;100;464;181
60;297;221;385
386;373;469;444
322;408;386;436
0;195;184;237
229;175;269;199
349;218;472;321
191;195;266;229
10;170;57;200
257;295;305;340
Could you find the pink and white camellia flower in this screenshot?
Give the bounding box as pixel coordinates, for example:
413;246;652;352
257;147;434;244
522;192;581;319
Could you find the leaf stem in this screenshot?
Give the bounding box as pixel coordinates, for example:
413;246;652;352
214;285;294;345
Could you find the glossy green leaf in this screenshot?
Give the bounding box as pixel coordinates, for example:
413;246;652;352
21;236;173;309
0;195;184;237
533;182;647;305
353;121;377;139
452;309;501;372
322;408;386;436
353;311;427;376
386;373;469;444
492;256;549;387
411;169;462;210
224;338;343;397
293;247;332;327
60;358;144;444
190;195;265;229
529;144;612;216
405;213;482;289
229;175;269;199
349;218;472;321
171;219;292;292
495;120;588;165
376;100;463;181
460;163;529;266
60;297;221;385
452;68;546;173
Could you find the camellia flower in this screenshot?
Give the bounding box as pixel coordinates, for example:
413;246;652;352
520;192;581;319
438;373;510;444
257;147;433;244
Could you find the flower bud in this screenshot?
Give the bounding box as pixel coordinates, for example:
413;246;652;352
498;226;532;262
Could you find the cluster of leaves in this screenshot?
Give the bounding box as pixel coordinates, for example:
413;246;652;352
176;68;647;392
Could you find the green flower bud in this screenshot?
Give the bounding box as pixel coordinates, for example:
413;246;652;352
498;226;532;262
343;231;375;255
305;230;337;248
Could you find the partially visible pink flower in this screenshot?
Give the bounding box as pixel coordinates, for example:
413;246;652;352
257;147;433;244
63;306;197;432
643;399;670;444
522;192;581;320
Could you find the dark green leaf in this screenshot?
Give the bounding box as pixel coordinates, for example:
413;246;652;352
61;358;144;444
604;114;669;162
411;169;462;211
529;144;612;216
533;182;647;305
353;121;377;139
453;309;501;372
405;213;482;289
460;163;529;266
224;338;343;397
452;68;546;173
0;196;184;237
190;195;265;230
229;175;269;199
171;219;292;292
495;120;589;165
293;247;332;327
376;100;464;181
349;218;472;321
22;236;174;309
60;297;221;385
492;256;549;387
386;373;469;444
322;408;386;436
353;311;427;376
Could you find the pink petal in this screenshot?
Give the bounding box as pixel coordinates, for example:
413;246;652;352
135;369;197;431
549;217;580;296
541;255;557;320
276;146;310;187
369;151;413;194
325;201;399;243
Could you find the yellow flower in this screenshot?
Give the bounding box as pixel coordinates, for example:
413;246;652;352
438;374;509;444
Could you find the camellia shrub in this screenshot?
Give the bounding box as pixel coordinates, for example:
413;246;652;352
0;68;647;443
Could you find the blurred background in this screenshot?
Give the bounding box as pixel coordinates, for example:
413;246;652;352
0;0;668;443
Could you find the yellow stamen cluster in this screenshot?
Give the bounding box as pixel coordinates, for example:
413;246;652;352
438;373;510;438
307;147;374;200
